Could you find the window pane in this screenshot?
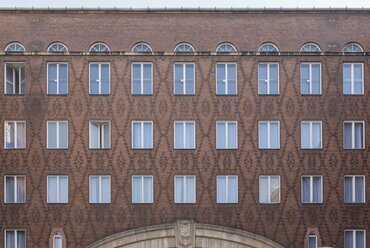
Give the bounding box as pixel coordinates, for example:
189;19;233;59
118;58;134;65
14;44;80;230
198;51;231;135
17;177;25;203
311;64;321;94
19;66;25;94
186;176;195;203
312;123;321;148
48;122;57;148
353;64;363;94
344;177;353;203
143;176;152;203
355;177;364;203
345;231;353;248
259;122;268;148
227;123;237;149
16;122;26;148
101;64;110;94
132;177;142;203
132;64;142;94
356;231;365;248
227;64;237;94
59;122;68;148
300;64;309;94
6;230;15;248
48;64;58;94
103;123;110;148
54;236;62;248
217;176;226;203
59;64;68;94
6;65;14;94
216;64;226;94
308;236;316;248
90;64;99;94
132;123;142;148
6;177;15;202
270;176;280;203
344;123;352;149
175;176;184;203
354;123;363;149
90;177;99;203
312;177;321;202
228;177;237;203
302;177;310;203
185;123;195;149
216;123;226;149
143;64;152;94
270;123;279;148
5;122;15;148
343;64;351;94
174;64;184;94
101;177;110;203
90;123;99;149
185;64;195;94
258;64;268;94
17;231;26;248
48;176;58;203
269;64;279;94
143;122;152;148
301;122;310;148
59;176;68;203
259;177;269;203
174;123;184;149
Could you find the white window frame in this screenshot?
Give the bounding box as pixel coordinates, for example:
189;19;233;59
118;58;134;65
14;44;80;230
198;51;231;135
301;175;323;204
4;175;26;203
258;43;279;52
301;121;322;149
216;43;237;53
4;229;26;248
89;175;111;204
216;175;238;204
173;63;195;95
47;62;68;95
174;43;195;52
47;121;68;149
4;121;26;149
300;63;322;95
174;121;196;149
132;43;152;52
216;63;237;95
89;121;111;149
89;62;111;95
308;233;318;248
4;62;25;95
344;175;365;203
343;63;364;95
132;175;154;203
5;42;25;52
216;121;238;149
131;121;153;149
131;62;153;95
47;175;68;204
259;175;280;204
258;121;280;149
89;43;110;52
258;63;279;95
47;42;68;52
344;229;366;248
343;121;365;149
174;175;196;204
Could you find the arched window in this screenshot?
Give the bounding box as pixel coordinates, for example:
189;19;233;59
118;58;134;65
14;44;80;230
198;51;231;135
132;43;152;52
308;232;317;248
258;43;279;52
343;43;363;53
89;42;110;52
300;43;321;52
216;43;237;53
48;42;68;52
53;232;63;248
5;42;25;52
174;43;195;52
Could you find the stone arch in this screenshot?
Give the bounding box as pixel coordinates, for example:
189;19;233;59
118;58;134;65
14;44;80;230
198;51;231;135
86;220;284;248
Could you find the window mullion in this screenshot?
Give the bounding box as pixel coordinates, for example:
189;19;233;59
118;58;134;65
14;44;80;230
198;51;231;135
99;177;102;203
267;64;270;94
98;65;102;94
57;176;60;202
56;122;60;148
225;64;228;94
225;123;229;149
13;68;16;94
14;176;18;203
351;64;354;94
268;176;271;203
183;123;186;148
14;122;18;148
267;122;270;148
15;230;18;248
309;64;312;95
352;177;356;203
183;64;186;94
310;177;313;203
56;64;60;94
141;64;144;94
309;122;313;148
352;123;355;149
141;123;144;148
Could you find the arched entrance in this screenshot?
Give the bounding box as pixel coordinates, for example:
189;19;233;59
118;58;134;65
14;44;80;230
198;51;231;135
87;220;284;248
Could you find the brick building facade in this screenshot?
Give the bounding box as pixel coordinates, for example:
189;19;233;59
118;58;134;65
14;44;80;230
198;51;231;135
0;8;370;248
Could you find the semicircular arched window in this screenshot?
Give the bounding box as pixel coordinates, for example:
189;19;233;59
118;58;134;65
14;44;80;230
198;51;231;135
343;43;363;53
216;43;237;53
174;43;195;52
5;42;25;52
258;43;279;52
132;43;152;52
48;42;68;52
300;43;321;52
89;43;110;52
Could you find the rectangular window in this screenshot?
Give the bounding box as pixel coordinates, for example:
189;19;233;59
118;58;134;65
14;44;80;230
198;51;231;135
308;234;317;248
89;121;111;149
301;121;322;149
47;63;68;95
343;63;363;95
258;63;279;95
301;176;323;203
345;230;365;248
4;121;26;149
174;121;195;149
132;121;153;149
259;121;280;149
5;230;26;248
4;175;26;203
4;62;25;95
301;63;321;95
217;175;238;203
89;63;110;95
344;176;365;203
47;175;68;203
216;121;237;149
343;121;365;149
89;176;111;203
47;121;68;149
174;175;196;203
174;63;195;95
132;175;153;203
259;176;280;203
216;63;237;95
132;63;153;95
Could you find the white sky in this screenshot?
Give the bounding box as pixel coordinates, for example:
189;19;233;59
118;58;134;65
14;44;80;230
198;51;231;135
0;0;369;8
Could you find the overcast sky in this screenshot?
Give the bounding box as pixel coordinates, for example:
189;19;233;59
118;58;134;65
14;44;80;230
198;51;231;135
0;0;369;8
